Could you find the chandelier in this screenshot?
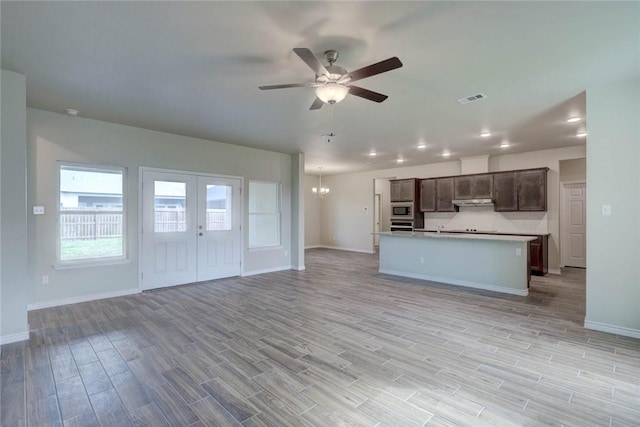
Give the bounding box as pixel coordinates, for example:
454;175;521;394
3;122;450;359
312;167;330;198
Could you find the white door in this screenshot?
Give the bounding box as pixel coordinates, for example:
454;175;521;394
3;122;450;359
196;176;242;281
374;193;381;247
141;170;241;291
562;183;586;268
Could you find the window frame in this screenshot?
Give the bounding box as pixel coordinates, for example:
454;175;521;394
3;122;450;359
56;161;128;268
248;180;282;249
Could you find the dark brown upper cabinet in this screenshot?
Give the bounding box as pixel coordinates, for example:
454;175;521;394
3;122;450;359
436;177;456;212
419;179;436;212
518;168;548;211
494;171;518;211
454;174;494;200
390;178;419;202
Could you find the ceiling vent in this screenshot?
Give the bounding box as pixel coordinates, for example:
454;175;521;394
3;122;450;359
457;93;487;104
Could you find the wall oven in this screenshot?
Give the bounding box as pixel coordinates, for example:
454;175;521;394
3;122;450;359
390;220;414;232
391;203;414;220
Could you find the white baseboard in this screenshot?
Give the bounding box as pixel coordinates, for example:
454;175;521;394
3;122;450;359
27;288;140;311
0;331;30;345
313;245;375;254
584;320;640;339
379;269;529;296
305;245;322;249
242;265;291;277
291;265;306;271
548;268;562;275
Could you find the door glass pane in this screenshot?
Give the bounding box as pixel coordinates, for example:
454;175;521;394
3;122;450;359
154;181;186;232
206;185;231;231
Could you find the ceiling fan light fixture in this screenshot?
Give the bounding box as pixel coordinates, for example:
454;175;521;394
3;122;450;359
315;83;349;104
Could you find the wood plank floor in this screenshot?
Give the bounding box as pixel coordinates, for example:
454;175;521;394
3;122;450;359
2;248;639;426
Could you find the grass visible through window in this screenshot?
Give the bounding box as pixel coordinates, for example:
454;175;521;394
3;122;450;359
60;238;123;260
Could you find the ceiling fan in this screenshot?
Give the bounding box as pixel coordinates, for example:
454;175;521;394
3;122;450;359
258;48;403;110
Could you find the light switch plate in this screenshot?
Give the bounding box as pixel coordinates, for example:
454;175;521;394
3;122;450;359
601;204;612;216
33;206;45;215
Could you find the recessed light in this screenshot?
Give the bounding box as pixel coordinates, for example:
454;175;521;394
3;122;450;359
417;143;426;149
65;108;79;116
480;131;491;138
396;158;405;163
500;142;510;149
576;132;588;137
567;117;581;123
442;151;451;157
369;151;377;157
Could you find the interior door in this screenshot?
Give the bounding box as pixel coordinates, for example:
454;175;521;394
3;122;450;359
562;183;586;268
141;170;242;291
141;171;197;290
196;176;242;281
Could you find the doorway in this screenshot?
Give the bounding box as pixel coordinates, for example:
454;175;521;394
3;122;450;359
561;182;586;268
140;169;242;290
374;193;381;247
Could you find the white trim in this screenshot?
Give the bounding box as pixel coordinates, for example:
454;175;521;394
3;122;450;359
584;320;640;339
241;265;291;277
291;265;306;271
0;331;30;345
379;268;529;296
548;268;562;275
27;288;139;311
314;245;376;254
305;245;323;249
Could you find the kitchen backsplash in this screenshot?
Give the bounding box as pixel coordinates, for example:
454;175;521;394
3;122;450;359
422;206;548;234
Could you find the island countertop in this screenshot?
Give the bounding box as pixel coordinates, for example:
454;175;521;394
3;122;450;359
375;231;536;243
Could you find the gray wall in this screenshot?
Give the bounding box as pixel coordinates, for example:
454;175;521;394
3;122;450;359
1;70;29;341
585;76;640;334
27;108;294;305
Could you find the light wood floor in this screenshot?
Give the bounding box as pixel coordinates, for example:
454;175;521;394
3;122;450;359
2;248;639;426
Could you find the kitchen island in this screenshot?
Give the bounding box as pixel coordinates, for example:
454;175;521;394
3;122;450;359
377;231;536;296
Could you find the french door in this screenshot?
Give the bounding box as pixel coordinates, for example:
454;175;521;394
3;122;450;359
141;169;242;291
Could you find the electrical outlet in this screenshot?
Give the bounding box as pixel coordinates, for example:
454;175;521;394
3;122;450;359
42;275;49;285
602;205;612;216
515;248;522;256
33;206;45;215
284;250;288;257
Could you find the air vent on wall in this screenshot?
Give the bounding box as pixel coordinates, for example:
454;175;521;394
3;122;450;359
457;93;487;104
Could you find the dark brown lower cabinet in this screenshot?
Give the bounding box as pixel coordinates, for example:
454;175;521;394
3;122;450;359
529;235;548;276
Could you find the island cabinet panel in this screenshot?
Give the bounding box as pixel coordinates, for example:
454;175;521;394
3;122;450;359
518;169;548;211
436;178;456;212
420;179;437;212
390;178;418;202
454;174;493;199
494;172;518;211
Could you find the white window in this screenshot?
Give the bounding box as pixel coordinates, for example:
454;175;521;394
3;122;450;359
58;163;126;265
249;181;281;248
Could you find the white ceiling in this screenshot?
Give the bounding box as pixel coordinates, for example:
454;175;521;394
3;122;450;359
2;2;638;175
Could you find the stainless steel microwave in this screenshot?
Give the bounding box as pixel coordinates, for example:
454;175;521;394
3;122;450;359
391;203;413;219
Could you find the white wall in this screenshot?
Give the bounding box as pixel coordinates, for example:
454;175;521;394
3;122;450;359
27;108;294;305
304;174;321;248
585;77;640;335
560;158;586;183
1;70;29;343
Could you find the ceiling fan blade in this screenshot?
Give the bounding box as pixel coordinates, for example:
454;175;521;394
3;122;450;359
293;48;329;76
343;57;403;83
259;82;314;90
348;85;389;103
309;97;324;110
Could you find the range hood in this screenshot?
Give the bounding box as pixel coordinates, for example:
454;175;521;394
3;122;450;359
452;198;494;207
